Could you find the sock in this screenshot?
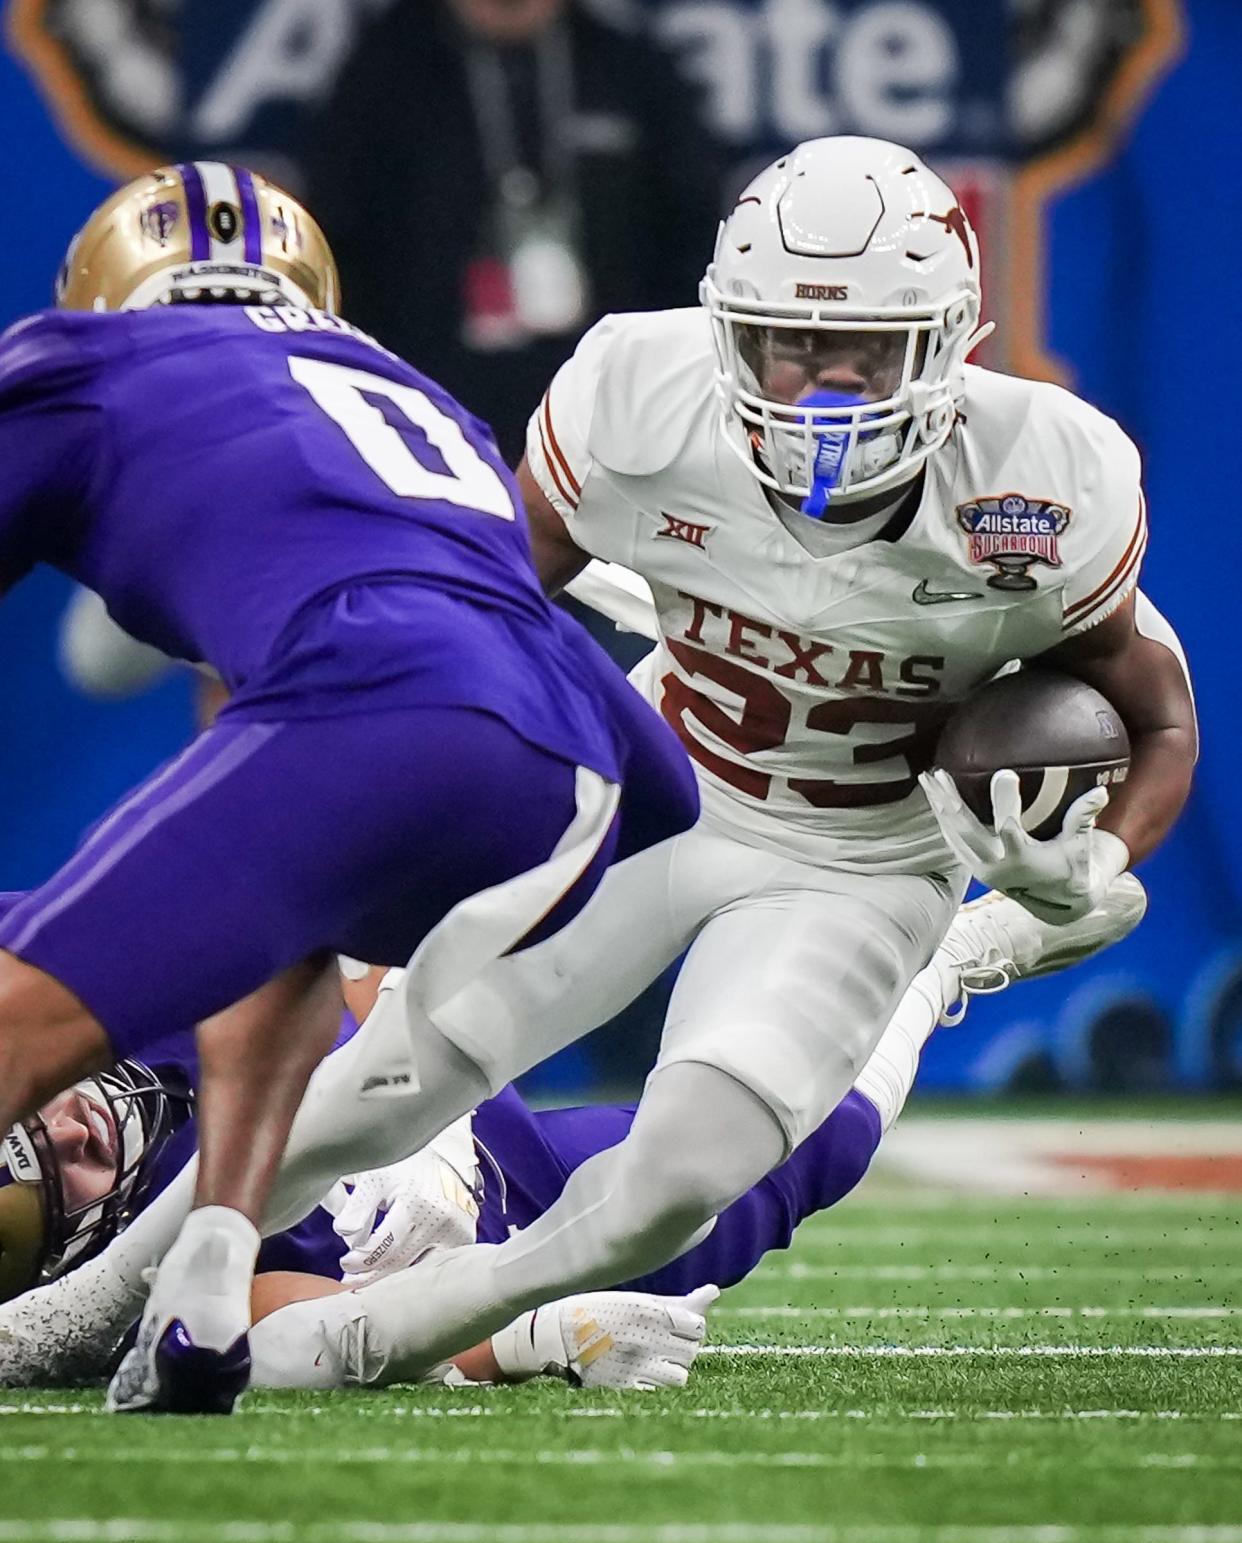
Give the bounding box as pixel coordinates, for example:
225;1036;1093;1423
852;963;943;1132
146;1205;259;1351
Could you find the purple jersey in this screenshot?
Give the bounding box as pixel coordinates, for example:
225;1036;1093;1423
0;307;623;777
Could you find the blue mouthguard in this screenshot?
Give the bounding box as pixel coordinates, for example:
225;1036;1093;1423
798;390;869;518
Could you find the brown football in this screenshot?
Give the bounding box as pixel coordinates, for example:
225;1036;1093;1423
932;669;1130;841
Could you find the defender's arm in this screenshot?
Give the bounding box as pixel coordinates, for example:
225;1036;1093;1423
1037;591;1196;864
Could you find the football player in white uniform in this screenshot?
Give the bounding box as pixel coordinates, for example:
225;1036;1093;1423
240;134;1192;1380
87;136;1194;1406
0;876;1145;1394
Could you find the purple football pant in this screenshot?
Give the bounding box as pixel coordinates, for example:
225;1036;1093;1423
625;1089;882;1296
0;702;695;1060
475;1086;882;1296
250;1086;883;1288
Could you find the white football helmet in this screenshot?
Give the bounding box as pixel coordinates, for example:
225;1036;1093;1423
702;136;992;511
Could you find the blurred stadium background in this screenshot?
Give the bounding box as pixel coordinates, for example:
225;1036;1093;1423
0;0;1238;1102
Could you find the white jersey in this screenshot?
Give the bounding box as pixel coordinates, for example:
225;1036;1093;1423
527;308;1146;872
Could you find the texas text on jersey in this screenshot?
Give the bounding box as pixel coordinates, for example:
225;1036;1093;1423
527;146;1145;874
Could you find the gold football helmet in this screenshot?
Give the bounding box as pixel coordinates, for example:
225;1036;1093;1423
0;1126;45;1302
0;1062;180;1302
56;162;340;314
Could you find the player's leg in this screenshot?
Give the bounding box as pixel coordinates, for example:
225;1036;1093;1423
259;833;700;1236
323;865;964;1378
478;871;957;1292
621;1090;882;1299
193;957;343;1223
124;956;346;1400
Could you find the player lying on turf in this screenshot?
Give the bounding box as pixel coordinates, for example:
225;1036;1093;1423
0;876;1144;1390
0;163;701;1413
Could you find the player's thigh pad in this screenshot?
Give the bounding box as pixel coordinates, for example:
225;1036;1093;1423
427;816;792;1089
429;831;697;1090
0;708;600;1059
654;866;966;1150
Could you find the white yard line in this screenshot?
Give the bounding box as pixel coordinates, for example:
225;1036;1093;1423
714;1306;1242;1320
626;1409;1241;1423
1;1402;1237;1423
701;1345;1242;1358
765;1265;1242;1282
787;1227;1242;1250
0;1446;1233;1475
830;1188;1242;1211
3;1521;1242;1543
3;1402;1236;1424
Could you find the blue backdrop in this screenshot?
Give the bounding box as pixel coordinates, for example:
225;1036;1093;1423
0;0;1238;1092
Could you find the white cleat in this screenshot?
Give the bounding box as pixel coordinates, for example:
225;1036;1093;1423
106;1209;257;1415
935;873;1148;1023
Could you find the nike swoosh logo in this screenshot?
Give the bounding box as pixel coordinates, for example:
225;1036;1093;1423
912;580;985;605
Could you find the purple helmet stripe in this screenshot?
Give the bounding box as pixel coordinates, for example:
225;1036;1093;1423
233;167;263;265
178;163;210;261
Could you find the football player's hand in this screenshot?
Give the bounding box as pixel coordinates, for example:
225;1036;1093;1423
490;1284;720;1389
919;768;1130;925
327;1149;478;1287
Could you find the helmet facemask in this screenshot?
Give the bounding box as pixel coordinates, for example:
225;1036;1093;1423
0;1060;179;1301
705;281;982;513
701;137;993;514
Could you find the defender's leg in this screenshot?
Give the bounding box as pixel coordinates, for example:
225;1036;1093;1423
107;957;345;1415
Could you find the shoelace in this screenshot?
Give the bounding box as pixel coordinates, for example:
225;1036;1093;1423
939;957;1017;1026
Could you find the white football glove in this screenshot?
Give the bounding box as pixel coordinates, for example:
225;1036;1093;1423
919;767;1130;925
326;1143;479;1288
490;1284;720;1390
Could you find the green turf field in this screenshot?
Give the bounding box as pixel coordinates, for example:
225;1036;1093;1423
2;1186;1240;1543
